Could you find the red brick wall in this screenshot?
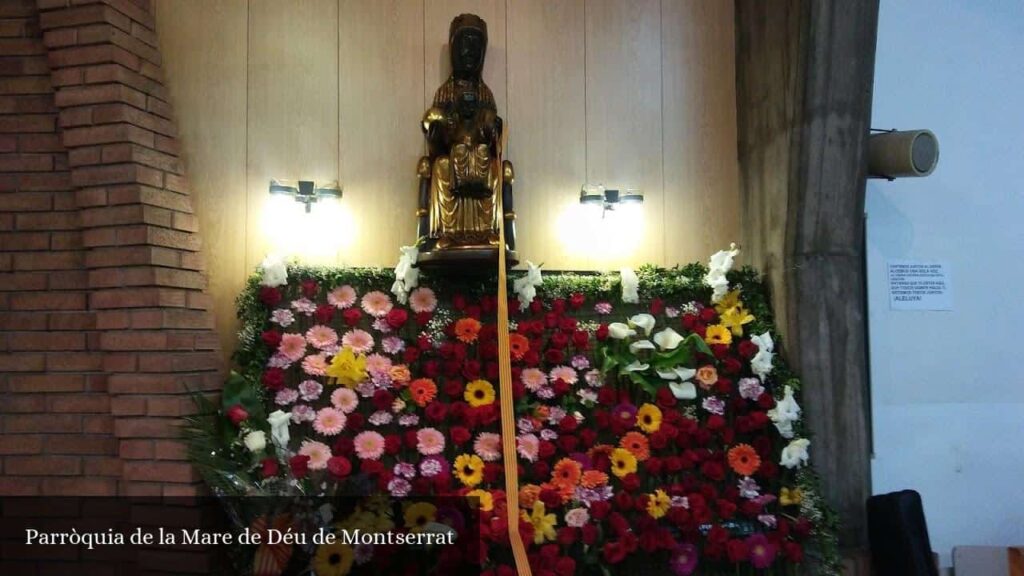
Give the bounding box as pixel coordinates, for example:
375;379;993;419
0;0;223;498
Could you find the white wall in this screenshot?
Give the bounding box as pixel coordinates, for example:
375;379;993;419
867;0;1024;567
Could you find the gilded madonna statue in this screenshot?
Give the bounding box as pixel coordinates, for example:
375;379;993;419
416;13;517;268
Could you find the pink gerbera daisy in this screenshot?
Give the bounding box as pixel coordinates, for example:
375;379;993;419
549;365;578;385
305;325;338;350
353;431;386;460
313;407;346;436
520;368;548;392
341;329;374;354
408;287;437;313
299;440;331;470
327;285;357;309
474;432;502;462
360;291;393;318
331;388;358;413
517;433;539;462
416;428;445;456
302;354;329;376
365;353;392;376
277;333;306;362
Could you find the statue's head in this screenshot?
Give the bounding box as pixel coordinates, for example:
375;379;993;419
449;13;487;78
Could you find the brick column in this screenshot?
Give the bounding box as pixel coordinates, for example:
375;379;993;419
33;0;223;497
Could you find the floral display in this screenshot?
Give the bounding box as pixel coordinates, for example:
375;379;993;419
185;247;840;576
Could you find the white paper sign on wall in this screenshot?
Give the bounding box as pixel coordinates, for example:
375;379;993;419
887;260;953;311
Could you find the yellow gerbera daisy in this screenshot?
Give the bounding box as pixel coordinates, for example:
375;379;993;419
464;379;496;407
646;489;671;519
610;447;638;478
313;541;355;576
466;488;494;512
454;453;484;487
403;501;437;532
325;347;367;388
521;501;557;544
636;403;663;433
704;324;733;346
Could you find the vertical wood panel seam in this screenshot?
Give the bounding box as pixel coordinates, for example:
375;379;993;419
659;0;666;265
244;0;250;272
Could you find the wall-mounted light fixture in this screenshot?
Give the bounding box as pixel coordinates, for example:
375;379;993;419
269;179;343;212
867;129;939;180
580;184;643;216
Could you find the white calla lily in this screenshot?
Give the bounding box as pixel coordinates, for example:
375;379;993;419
674;366;697;381
628;313;656;336
620;268;639;303
780;438;810;469
259;253;288;287
704;243;740;303
629;340;655;354
768;385;801;439
669;381;697;400
652;328;685;350
623;360;649;372
656;369;679;380
267;410;292;448
750;331;775;380
607;322;636;339
513;261;544;311
391;245;420;303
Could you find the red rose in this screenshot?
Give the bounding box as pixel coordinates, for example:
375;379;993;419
602;541;627;564
596;324;610;341
569;293;585;310
699;307;717;323
346;412;364;432
450;426;471;445
538;440;556;459
552;378;570;397
784;541;804;563
465;304;481;319
758;394;776;410
315;304;334;324
333;436;353;455
726;538;749;563
415;311;432;326
621;473;641;492
793;518;813;538
373;390;394;411
226;404;248;426
590;501;611;520
581;524;598;545
532;461;550;478
717;499;737;520
545;349;564;364
649;298;664;315
342;307;362;326
557;435;578;453
452;294;467;310
572;330;590;350
550;299;566;315
597;387;618;406
361;460;385;476
643;457;664;475
262;368;284;391
289;454;310;479
426;401;449;422
655;386;677;408
579;428;597;447
555;557;575;576
402;346;420;364
384;435;401;455
738;339;758;359
700;460;725;481
540;488;561;510
258;286;282;307
261;330;282;349
558;317;577;333
327;456;352;478
483;463;502;483
548;332;569;350
706;414;726;431
403;430;418;449
386;308;408;329
708;525;729;546
260;458;279;478
300;279;318;298
681;314;698;330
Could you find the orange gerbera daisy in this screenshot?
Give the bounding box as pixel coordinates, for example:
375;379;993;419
509;333;530;360
587;444;615;461
619;431;651;462
580;470;609;489
409;378;438;407
454;317;482;344
551;458;583;487
727;443;762;477
542;481;575;503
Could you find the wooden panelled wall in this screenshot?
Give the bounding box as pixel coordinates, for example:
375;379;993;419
154;0;739;353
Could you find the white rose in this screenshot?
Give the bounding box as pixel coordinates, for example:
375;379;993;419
259;254;288;287
243;430;267;453
780;438;810;469
607;322;636;340
267;410;291;448
620;268;639;303
628;313;656;336
652;327;684;350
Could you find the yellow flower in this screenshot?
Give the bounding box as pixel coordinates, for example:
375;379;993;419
610;447;638;478
325;347;367;388
313;541;355;576
636;403;662;433
403;501;437;532
719;305;755;336
646;489;671;519
780;487;803;507
454;453;484;487
521;501;557;544
714;290;743;314
466;489;494;512
704;324;733;346
464;379;496;407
